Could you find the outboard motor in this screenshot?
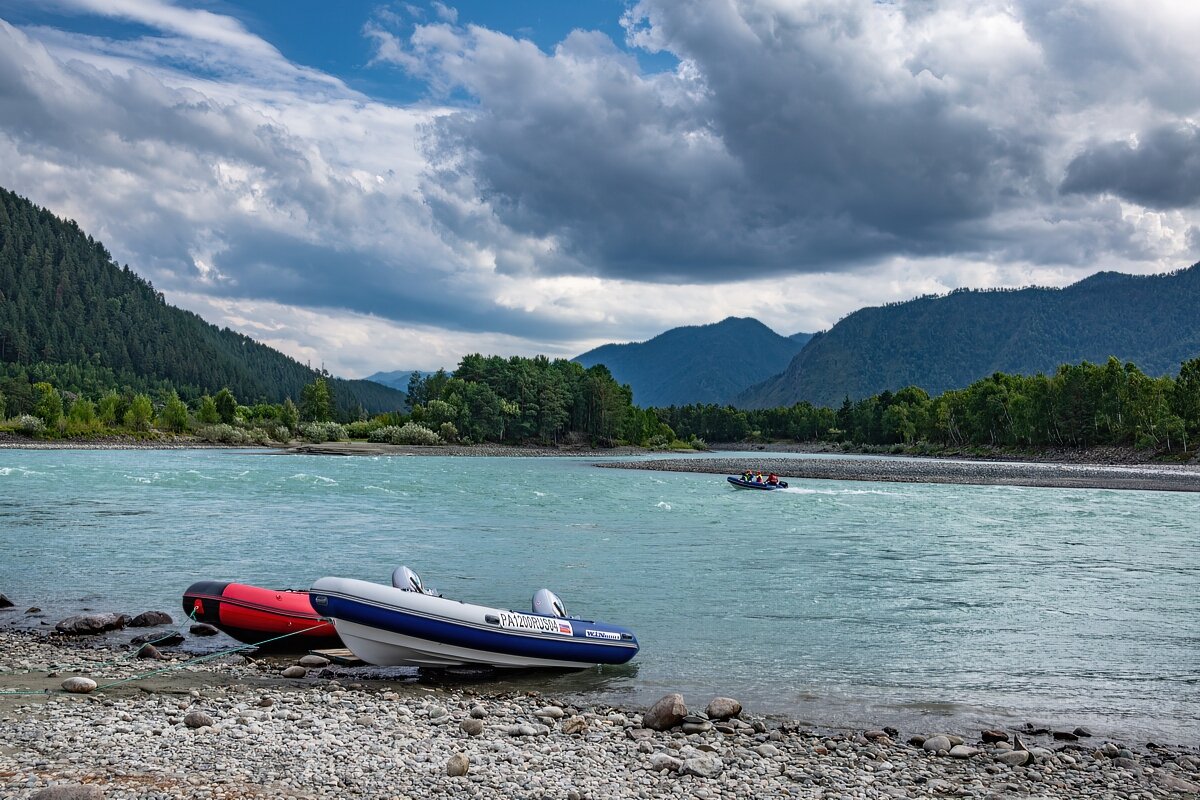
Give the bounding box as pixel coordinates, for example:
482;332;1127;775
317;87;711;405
392;565;425;594
532;588;567;618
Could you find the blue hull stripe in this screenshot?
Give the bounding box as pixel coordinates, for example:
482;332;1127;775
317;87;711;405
317;593;639;665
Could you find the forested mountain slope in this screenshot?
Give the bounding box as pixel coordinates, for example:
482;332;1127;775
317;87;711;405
574;317;809;407
737;266;1200;408
0;187;405;413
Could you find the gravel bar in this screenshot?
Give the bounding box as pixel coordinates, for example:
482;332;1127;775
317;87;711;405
595;457;1200;492
1;629;1197;799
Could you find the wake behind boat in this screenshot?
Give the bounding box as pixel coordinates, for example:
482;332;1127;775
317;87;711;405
309;567;638;670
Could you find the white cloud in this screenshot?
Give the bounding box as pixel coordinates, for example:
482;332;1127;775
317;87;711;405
0;1;1198;380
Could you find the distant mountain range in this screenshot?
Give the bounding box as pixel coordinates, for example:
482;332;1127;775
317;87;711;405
573;317;810;407
363;369;438;392
737;265;1200;408
0;186;406;414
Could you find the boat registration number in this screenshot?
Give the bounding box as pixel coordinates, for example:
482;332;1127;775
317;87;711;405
498;611;573;636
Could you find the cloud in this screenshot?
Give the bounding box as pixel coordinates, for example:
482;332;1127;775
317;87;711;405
372;0;1200;282
1062;123;1200;209
1;1;1199;377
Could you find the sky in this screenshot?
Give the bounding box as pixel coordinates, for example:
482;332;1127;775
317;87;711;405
0;1;1198;378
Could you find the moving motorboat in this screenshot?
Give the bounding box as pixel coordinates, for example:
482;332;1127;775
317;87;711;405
182;580;342;650
727;476;788;490
308;566;639;669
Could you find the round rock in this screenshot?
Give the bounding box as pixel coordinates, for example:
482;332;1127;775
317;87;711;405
460;718;484;736
298;655;329;668
60;676;97;694
446;753;470;777
129;611;173;627
922;735;952;752
184;711;214;728
280;666;307;678
189;623;220;636
705;697;742;720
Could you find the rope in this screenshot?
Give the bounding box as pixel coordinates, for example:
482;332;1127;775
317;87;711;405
94;622;329;690
1;618;329;696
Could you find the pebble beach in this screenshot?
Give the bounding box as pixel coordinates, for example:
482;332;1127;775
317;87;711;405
1;627;1198;800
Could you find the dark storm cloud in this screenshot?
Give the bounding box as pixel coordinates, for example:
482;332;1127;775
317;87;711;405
395;2;1052;282
1061;124;1200;210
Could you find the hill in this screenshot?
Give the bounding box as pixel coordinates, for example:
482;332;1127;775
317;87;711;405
736;266;1200;408
0;186;406;414
574;317;809;407
364;369;438;391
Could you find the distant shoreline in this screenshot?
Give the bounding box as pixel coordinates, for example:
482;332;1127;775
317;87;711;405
595;455;1200;493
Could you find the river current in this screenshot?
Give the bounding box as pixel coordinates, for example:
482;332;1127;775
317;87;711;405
1;448;1197;744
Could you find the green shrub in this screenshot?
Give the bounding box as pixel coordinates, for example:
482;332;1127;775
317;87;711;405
438;422;458;443
369;423;441;445
16;414;45;435
197;424;250;444
300;421;347;443
272;426;292;443
346;420;380;439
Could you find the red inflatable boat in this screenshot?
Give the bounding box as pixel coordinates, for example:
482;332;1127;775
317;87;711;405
182;581;342;650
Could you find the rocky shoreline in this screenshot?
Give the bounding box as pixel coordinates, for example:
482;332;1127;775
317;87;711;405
595;456;1200;493
1;627;1197;800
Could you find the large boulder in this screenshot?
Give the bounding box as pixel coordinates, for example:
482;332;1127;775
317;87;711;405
55;613;130;635
129;611;173;627
642;693;688;731
0;592;14;609
680;755;724;778
705;697;742;720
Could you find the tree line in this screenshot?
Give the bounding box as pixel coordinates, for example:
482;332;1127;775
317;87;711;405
657;357;1200;453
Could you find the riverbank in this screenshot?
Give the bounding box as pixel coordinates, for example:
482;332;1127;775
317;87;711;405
596;456;1200;492
1;629;1196;800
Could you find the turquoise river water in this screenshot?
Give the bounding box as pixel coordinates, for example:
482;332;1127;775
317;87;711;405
1;448;1197;744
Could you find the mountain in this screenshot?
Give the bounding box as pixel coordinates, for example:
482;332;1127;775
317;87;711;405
573;317;809;407
736;265;1200;408
0;186;406;414
789;332;814;347
364;369;438;391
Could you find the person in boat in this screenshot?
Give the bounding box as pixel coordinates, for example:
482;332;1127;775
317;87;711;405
742;469;753;482
754;471;764;483
767;473;779;485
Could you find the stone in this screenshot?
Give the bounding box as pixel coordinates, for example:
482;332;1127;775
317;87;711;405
1012;734;1028;752
60;676;97;694
469;705;487;718
682;720;713;734
55;613;131;635
460;718;484;736
864;729;890;740
754;744;780;757
642;693;688;731
189;623;220;636
626;727;653;741
680;755;724;778
949;745;981;758
1155;773;1200;793
705;696;742;720
135;644;163;660
561;716;588;735
30;787;104;800
922;735;952;752
535;705;565;720
0;592;14;608
1102;742;1120;756
996;750;1031;766
26;606;42;614
446;753;469;777
258;697;274;707
1052;730;1078;741
184;711;214;728
130;631;184;647
908;735;926;746
1113;757;1141;772
129;611;173;627
281;666;306;678
981;729;1009;743
1072;726;1093;738
649;753;682;772
298;655;329;667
